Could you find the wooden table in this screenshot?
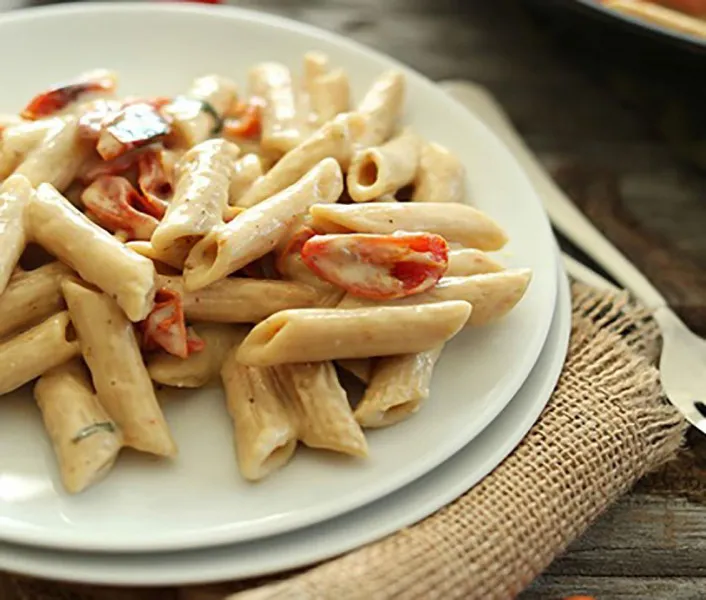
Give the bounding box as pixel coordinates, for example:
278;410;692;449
223;1;706;598
7;1;706;598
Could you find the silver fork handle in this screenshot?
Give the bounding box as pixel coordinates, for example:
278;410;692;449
441;80;667;311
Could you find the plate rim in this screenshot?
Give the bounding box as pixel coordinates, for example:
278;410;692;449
0;2;558;553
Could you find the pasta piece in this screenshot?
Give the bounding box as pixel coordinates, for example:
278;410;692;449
126;241;186;272
308;69;350;128
147;323;248;388
354;347;443;428
347;129;421;202
249;62;301;153
16;116;93;192
411;142;466;203
357;70;405;146
302;51;330;91
29;184;156;321
156;274;320;323
276;362;367;457
164;75;238;148
0;118;61;179
34;360;123;494
336;359;373;384
0;262;73;341
150;139;240;258
339;270;532;327
309;202;508;250
0;174;32;294
229;154;263;205
0;311;80;396
184;158;343;290
221;350;297;481
236;300;471;366
62;280;176;457
446;248;503;277
236;113;364;208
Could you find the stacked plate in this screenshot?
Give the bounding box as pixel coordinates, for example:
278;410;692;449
0;4;571;587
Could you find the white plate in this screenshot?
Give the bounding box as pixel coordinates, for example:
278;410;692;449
0;3;557;553
0;256;570;586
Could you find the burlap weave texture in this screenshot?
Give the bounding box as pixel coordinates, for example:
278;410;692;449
1;283;686;600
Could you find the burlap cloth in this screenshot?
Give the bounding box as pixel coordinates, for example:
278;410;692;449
0;282;686;600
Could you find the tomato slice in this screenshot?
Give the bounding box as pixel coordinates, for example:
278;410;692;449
97;103;171;160
82;175;160;241
137;150;173;215
223;97;263;139
139;288;204;359
300;232;449;300
21;72;116;120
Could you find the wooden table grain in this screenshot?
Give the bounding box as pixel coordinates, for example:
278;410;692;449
11;0;706;598
220;1;706;598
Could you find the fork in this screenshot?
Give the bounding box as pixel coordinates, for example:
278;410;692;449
441;80;706;433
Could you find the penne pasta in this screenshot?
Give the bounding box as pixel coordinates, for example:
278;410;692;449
347;129;421;202
16;116;93;192
0;118;61;180
156;274;320;323
164;75;238;148
221;350;297;481
236;113;364;208
150;139;240;259
446;248;504;277
236;300;471;366
28;184;156;321
309;202;508;250
126;240;186;272
62;280;176;457
339;270;532;327
354;347;443;428
0;58;535;485
275;361;367;457
184;158;343;290
336;358;373;384
0;262;73;341
411;142;466;203
0;174;33;294
148;323;248;388
34;359;123;494
303;51;329;91
249;62;301;153
308;68;350;128
229;153;263;205
0;311;80;396
357;70;405;146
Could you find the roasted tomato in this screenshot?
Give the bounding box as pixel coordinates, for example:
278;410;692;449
21;70;117;120
97;103;171;160
223;97;263;139
82;175;161;241
300;232;449;300
139;288;205;359
137;150;174;214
